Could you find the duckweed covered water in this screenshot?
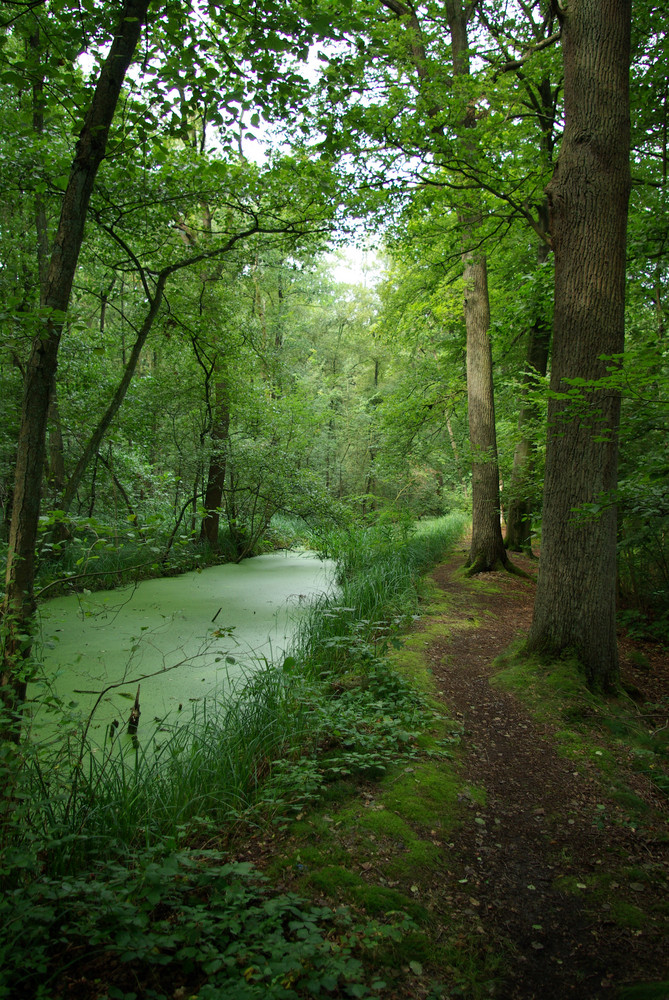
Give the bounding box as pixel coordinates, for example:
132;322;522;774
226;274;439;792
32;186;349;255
32;550;333;742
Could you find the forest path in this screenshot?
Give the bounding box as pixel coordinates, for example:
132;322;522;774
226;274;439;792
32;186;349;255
425;547;669;999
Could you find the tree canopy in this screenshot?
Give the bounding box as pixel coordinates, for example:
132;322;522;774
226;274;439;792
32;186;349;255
0;0;667;720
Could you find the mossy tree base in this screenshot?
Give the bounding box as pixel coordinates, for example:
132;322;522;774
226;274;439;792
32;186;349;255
465;549;528;578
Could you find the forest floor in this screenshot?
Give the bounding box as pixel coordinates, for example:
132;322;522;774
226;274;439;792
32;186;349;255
249;545;669;1000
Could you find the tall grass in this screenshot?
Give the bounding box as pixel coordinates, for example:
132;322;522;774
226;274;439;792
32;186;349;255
2;664;321;877
292;513;468;673
1;512;466;883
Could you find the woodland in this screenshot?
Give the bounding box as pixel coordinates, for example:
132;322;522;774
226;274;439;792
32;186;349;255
0;1;668;998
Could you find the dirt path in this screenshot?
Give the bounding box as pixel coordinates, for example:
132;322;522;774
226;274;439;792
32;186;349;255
427;550;669;999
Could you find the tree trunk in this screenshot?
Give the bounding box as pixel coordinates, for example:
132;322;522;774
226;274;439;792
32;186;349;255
463;250;508;572
200;378;231;548
47;390;67;495
378;0;507;569
527;0;631;691
97;452;140;527
504;231;551;555
446;0;509;574
1;0;149;739
59;272;167;515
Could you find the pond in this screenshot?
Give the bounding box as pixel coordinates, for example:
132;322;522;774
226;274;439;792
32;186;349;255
31;550;333;744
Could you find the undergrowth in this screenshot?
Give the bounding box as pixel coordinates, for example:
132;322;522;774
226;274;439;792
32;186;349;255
0;512;467;999
0;850;409;1000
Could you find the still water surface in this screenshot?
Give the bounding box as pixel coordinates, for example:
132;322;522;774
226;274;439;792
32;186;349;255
33;550;333;743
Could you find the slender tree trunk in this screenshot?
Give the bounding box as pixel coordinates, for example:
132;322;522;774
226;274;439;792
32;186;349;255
504;229;551;554
527;0;631;690
1;0;149;739
446;0;509;574
462;250;508;571
59;272;167;514
47;391;67;494
200;378;231;548
97;452;139;527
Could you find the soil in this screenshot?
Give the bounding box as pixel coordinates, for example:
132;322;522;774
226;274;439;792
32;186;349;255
422;547;669;999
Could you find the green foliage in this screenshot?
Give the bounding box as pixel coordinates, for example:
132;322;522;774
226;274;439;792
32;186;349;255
28;513;207;600
0;849;399;1000
0;512;464;997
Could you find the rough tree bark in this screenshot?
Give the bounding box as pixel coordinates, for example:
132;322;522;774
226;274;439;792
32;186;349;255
527;0;631;690
32;30;68;499
0;0;150;739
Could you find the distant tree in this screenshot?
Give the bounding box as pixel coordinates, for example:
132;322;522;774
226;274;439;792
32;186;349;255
444;0;509;573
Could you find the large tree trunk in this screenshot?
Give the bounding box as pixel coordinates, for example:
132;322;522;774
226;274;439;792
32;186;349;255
33;37;67;503
527;0;631;691
0;0;149;739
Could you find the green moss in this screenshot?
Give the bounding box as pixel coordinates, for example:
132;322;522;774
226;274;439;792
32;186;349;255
624;866;656;885
375;928;433;965
618;982;669;999
350;804;412;840
609;900;647;929
302;863;431;924
493;648;594;712
610;788;651;816
390;639;439;695
307;864;364;894
553;874;600;894
467;577;503;594
292;841;350;867
262;542;508;1000
491;646;669;817
349;885;430;923
382;762;462;830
